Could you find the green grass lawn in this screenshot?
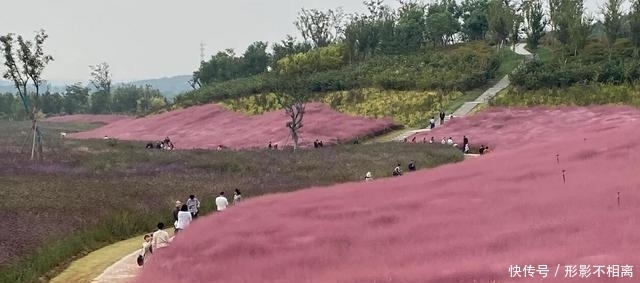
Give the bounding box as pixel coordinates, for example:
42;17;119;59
0;120;464;283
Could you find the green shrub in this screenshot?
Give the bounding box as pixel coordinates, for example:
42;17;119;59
490;83;640;107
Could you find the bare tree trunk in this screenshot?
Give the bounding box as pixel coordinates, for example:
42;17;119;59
30;119;37;160
291;127;299;151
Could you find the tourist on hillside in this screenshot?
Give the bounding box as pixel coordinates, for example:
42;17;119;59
152;222;171;249
408;160;416;171
392;163;403;176
429;117;436;129
447;137;454;145
439;111;445;125
216;192;229;211
365;171;373;181
314;139;319;148
422;137;426;143
186;195;200;218
441;137;446;144
430;137;435;144
233;189;242;204
175;204;192;234
268;141;273;149
479;145;486;154
318;140;324;147
172;201;182;222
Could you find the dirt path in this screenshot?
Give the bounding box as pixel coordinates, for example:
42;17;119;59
390;43;532;141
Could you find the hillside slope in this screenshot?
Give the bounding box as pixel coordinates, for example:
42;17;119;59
69;103;398;149
136;106;640;283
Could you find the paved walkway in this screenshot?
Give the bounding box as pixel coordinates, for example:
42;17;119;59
91;250;141;283
391;43;532;141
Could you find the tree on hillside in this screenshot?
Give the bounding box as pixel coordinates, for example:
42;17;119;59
460;0;490;41
551;0;590;55
89;62;112;113
0;30;53;160
568;1;592;56
425;0;461;46
271;35;312;65
602;0;625;57
488;0;516;48
395;1;427;52
295;8;346;48
272;74;311;151
523;0;547;51
631;0;640;57
242;41;270;76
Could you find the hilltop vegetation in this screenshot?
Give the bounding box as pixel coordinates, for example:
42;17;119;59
173;0;528;126
492;0;640;106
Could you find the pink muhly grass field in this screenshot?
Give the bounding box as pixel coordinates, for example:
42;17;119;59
44;114;133;124
135;106;640;283
411;105;640;151
67;103;397;149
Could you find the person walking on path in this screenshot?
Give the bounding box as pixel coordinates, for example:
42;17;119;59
175;204;192;234
439;111;445;125
216;192;229;211
152;222;170;249
429;117;436;129
186;195;200;219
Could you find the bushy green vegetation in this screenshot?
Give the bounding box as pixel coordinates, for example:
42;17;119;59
491;82;640;106
496;0;640;107
175;0;526;111
177;42;500;107
0;120;463;283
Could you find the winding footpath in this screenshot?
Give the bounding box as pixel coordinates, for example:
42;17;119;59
52;44;533;283
392;43;532;141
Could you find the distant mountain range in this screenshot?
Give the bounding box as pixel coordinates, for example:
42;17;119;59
0;75;193;99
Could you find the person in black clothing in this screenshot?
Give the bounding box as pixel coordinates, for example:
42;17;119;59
439;111;445;125
318;140;323;147
314;139;319;148
479;145;485;155
463;135;469;152
268;141;272;149
408;160;416;171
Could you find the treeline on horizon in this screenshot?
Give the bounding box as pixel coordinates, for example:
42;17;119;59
0;83;168;120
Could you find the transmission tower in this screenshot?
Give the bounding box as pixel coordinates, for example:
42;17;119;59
200;42;206;63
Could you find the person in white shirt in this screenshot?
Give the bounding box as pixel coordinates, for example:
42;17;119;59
175;204;192;234
441;137;446;144
215;192;229;211
233;189;242;204
447;137;454;145
152;222;171;249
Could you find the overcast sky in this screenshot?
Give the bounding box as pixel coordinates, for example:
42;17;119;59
1;0;605;84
